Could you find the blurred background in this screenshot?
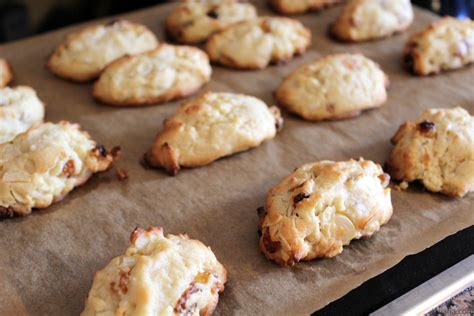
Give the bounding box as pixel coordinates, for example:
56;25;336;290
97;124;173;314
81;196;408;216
0;0;473;43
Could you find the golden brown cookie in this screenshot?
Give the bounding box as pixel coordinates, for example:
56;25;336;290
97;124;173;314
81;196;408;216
47;20;158;82
81;227;227;316
258;158;392;266
0;121;117;217
166;0;257;44
145;92;282;175
331;0;413;42
404;17;474;75
206;17;311;69
387;107;474;197
275;54;389;121
93;44;212;106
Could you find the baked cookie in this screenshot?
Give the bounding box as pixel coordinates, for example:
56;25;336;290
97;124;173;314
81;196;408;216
275;54;389;121
331;0;413;42
93;44;212;106
206;17;311;69
258;158;392;266
0;121;117;217
166;0;257;44
0;59;13;87
145;92;283;175
387;107;474;197
47;20;158;82
81;227;227;316
404;17;474;76
0;86;45;144
268;0;341;15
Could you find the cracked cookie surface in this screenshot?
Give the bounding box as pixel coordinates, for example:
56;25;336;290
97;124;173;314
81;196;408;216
81;227;227;316
258;159;392;266
388;107;474;197
206;17;311;69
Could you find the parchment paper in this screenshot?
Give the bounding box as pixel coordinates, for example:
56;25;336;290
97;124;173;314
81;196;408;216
0;2;473;315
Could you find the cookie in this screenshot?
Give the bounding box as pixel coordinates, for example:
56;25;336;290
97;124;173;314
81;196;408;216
258;158;392;266
47;20;158;82
0;59;13;87
81;227;227;316
275;54;389;121
268;0;341;15
145;92;283;175
0;121;117;217
0;86;45;144
166;0;257;44
404;17;474;75
331;0;413;42
387;107;474;197
206;17;311;69
93;44;212;106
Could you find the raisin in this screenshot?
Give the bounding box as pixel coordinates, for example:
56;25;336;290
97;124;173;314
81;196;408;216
207;10;218;19
262;229;281;253
0;206;14;218
62;160;75;177
293;192;310;205
418;120;435;132
175;282;200;313
96;145;107;157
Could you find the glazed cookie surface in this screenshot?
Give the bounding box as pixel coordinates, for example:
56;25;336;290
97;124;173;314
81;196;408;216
47;20;158;82
331;0;413;42
258;159;392;266
166;0;257;44
268;0;341;14
388;107;474;197
206;17;311;69
0;59;13;87
404;17;474;75
145;92;282;174
0;86;45;144
93;44;212;106
0;121;117;217
275;53;388;121
81;227;227;316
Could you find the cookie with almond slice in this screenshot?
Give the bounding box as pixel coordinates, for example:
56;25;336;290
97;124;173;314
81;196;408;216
404;17;474;75
258;158;393;266
0;121;117;217
81;227;227;316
